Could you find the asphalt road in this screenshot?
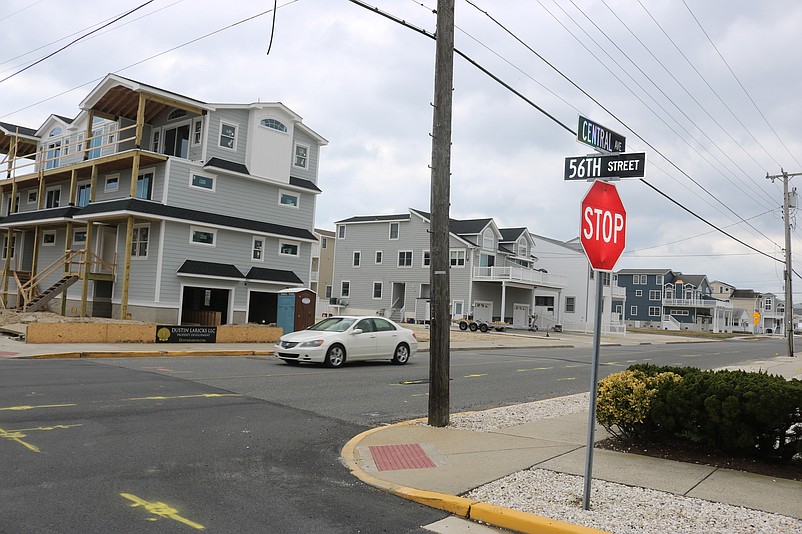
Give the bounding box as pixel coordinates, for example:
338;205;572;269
0;359;447;534
0;338;783;533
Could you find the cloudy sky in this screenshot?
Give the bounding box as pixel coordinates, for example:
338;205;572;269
2;0;801;297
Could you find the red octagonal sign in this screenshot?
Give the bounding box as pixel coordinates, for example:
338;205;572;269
580;180;626;271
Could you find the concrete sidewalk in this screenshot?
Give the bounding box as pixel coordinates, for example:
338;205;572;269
343;356;802;534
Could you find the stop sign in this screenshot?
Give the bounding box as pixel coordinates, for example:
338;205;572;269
580;180;626;271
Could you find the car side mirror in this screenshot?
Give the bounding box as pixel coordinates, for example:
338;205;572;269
351;329;363;335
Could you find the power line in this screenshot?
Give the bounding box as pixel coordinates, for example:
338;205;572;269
681;0;801;169
0;0;45;23
0;0;157;85
464;0;782;250
346;0;784;266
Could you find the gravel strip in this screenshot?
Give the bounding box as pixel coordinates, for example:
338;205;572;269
449;394;802;534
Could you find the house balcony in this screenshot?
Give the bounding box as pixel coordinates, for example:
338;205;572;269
473;266;566;288
662;298;732;310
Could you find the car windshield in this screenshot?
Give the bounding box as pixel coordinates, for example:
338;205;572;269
307;317;357;332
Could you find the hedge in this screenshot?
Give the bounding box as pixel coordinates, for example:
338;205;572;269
597;364;802;461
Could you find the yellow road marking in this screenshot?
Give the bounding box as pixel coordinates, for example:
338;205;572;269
557;377;576;381
515;367;553;372
123;393;240;401
564;364;582;368
0;403;76;411
0;423;82;453
121;493;205;530
463;374;487;378
625;360;638;363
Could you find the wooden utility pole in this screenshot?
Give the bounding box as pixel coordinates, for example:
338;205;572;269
767;169;800;357
428;0;455;427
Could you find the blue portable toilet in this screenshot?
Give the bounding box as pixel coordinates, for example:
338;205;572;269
277;288;317;334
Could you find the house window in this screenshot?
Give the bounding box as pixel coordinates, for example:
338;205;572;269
656;275;664;285
260;118;287;132
325;285;332;299
635;290;642;297
76;183;91;207
453;300;464;317
373;282;382;300
2;236;15;260
105;174;119;192
375;251;382;264
764;298;772;311
73;229;87;244
664;284;675;299
132;225;149;258
27;190;37;205
649;290;661;301
633;274;647;285
649;306;661;317
45;186;61;208
321;237;328;249
670;310;689;316
389;222;399;240
252;237;264;261
190;226;216;247
398;250;413;267
422;250;430;267
338;226;346;239
279;191;299;208
517;238;528;257
219;121;237;150
482;229;494;250
630;305;638;316
42;231;57;247
87;128;101;160
615;305;623;316
294;144;308;168
565;297;576;313
192;118;203;145
136;172;153;200
279;241;299;256
191;173;215;191
341;281;350;298
168;109;188;120
353;251;361;267
449;250;466;267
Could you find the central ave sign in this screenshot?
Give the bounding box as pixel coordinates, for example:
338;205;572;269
577;115;626;153
580;180;626;271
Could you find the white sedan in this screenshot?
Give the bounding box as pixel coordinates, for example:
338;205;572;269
274;316;418;368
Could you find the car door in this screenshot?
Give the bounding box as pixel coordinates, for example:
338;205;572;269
372;318;400;357
349;319;377;360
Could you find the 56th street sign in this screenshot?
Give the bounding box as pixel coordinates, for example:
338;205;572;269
564;152;647;181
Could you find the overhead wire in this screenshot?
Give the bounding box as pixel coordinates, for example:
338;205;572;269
0;0;158;84
464;0;782;251
346;0;784;266
681;0;801;169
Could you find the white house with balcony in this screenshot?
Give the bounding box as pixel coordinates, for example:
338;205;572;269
330;209;623;332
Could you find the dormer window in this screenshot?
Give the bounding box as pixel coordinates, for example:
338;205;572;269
482;229;494;251
49;127;63;137
260;118;287;132
167;109;188;120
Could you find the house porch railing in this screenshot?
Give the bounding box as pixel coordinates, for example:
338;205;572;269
662;298;732;309
473;266;567;288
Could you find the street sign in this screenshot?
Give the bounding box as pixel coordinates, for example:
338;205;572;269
577;115;626;153
753;312;761;325
564;152;646;181
580;180;626;271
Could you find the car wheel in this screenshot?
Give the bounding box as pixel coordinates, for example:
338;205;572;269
458;321;468;331
324;344;346;368
469;322;478;332
479;323;489;333
391;343;410;365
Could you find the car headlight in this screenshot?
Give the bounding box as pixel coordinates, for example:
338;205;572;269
299;339;324;347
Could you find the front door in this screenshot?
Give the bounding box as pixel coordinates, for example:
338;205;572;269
98;226;117;273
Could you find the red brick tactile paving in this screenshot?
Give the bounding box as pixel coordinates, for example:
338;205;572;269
369;443;437;471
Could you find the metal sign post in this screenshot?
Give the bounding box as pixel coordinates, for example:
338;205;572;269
583;273;604;510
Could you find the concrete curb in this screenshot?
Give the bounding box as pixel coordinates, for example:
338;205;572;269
417;344;576;353
341;419;610;534
21;350;275;359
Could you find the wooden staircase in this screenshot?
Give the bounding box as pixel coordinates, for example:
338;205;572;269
21;275;79;312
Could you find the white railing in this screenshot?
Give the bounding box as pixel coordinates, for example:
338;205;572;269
473;266;567;288
561;320;626;334
662;298;732;309
661;314;681;331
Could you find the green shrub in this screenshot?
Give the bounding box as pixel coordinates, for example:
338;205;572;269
596;369;681;440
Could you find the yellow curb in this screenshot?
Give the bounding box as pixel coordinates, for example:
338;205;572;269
470;503;610;534
341;418;611;534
